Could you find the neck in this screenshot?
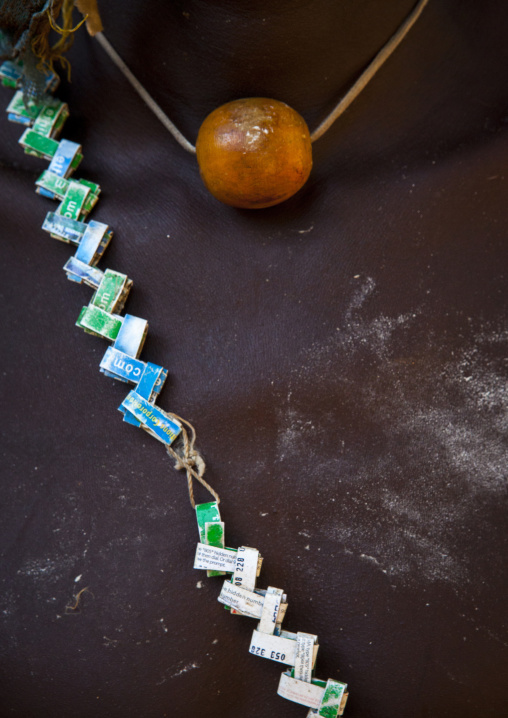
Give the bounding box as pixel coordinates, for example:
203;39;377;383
96;0;423;142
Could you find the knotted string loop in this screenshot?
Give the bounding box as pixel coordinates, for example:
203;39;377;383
165;413;219;508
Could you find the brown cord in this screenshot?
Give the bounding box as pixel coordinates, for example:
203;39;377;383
165;414;220;508
30;0;78;80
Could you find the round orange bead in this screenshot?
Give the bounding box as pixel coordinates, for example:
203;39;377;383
195;98;312;209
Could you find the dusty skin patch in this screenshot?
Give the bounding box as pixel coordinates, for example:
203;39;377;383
275;278;507;592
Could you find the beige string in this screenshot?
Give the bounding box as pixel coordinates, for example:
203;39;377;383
94;32;197;154
165;413;220;507
94;0;430;153
310;0;430;141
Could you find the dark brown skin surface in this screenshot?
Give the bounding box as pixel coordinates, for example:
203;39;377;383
1;2;507;717
196;98;312;208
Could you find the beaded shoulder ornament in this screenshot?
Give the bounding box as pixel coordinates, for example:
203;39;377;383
0;1;429;714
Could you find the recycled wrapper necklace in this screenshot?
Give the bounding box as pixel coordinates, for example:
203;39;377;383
0;1;428;714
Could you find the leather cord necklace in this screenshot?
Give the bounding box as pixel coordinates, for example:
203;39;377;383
0;1;429;715
95;0;429;208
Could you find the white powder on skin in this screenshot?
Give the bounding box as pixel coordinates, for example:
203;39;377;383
275;278;507;592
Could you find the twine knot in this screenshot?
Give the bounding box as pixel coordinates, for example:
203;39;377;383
165;413;219;508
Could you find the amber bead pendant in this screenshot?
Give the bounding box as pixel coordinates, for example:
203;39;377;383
195;98;313;209
95;0;431;210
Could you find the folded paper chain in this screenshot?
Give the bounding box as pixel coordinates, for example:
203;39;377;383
1;52;349;717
